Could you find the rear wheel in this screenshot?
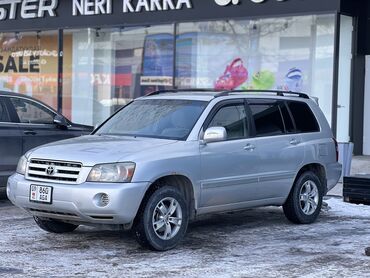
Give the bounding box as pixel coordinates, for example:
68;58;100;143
133;186;188;251
283;171;324;224
34;217;79;233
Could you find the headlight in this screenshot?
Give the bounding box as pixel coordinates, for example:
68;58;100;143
16;155;28;175
87;163;136;183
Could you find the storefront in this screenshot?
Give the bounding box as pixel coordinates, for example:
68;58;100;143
0;0;368;154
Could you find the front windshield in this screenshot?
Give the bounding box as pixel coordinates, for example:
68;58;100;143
96;99;208;140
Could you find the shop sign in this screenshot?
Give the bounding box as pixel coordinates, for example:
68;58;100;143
0;0;291;21
122;0;192;13
0;0;338;32
0;0;57;20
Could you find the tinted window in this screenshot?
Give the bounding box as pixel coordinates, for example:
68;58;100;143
97;99;207;140
280;102;295;133
288;101;320;133
208;104;248;140
249;101;285;137
0;99;10;122
10;98;55;124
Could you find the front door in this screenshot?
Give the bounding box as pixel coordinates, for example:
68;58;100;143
200;100;260;209
0;97;22;186
8;97;72;153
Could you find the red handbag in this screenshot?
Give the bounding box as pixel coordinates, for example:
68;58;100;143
215;58;248;90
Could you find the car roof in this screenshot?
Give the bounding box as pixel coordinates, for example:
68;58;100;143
0;90;59;113
0;90;35;99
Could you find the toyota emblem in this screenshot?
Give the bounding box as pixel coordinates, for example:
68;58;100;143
46;165;56;176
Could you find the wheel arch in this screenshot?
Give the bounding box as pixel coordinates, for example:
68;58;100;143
137;174;197;221
293;163;327;194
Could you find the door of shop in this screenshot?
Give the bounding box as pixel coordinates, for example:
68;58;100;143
336;15;353;143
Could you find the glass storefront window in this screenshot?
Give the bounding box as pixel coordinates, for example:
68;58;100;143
63;25;174;126
176;15;336;125
1;15;336;129
0;31;58;110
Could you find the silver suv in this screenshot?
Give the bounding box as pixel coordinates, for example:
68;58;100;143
7;90;342;251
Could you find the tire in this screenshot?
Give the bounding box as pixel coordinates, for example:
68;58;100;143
34;216;79;233
133;186;189;251
283;171;324;224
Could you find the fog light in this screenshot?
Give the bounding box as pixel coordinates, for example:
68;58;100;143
93;193;110;207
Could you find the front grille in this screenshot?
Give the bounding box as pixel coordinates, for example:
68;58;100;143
27;159;82;184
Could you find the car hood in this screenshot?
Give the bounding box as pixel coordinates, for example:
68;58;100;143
28;135;177;166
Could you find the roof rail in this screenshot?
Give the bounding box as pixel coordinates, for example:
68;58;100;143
145;88;310;99
146;88;221;97
214;90;310;99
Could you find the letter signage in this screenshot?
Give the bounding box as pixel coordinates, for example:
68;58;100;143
0;0;290;21
0;0;57;20
0;0;333;33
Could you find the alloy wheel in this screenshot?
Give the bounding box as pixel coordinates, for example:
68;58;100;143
152;197;183;240
299;180;319;216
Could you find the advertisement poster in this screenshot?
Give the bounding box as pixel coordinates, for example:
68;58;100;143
176;32;309;93
0;33;59;109
141;33;174;94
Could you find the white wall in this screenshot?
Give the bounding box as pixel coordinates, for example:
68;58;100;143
336;15;353;143
364;56;370;155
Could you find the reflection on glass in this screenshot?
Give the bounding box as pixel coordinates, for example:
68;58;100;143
63;25;174;127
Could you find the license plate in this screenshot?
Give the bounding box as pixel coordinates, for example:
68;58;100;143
29;185;53;204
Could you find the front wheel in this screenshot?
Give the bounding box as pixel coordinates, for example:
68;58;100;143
34;217;79;233
133;186;189;251
283;171;324;224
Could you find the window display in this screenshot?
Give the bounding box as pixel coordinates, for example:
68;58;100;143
176;15;336;124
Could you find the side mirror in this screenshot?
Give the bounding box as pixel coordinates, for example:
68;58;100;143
203;127;227;143
54;114;68;128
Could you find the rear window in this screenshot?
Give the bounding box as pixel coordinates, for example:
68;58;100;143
249;100;285;137
288;101;320;133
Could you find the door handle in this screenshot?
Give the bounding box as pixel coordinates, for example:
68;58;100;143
290;139;300;146
244;144;256;151
24;130;37;136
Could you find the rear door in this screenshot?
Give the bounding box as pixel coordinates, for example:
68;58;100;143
8;97;72;153
248;99;305;200
0;97;22;186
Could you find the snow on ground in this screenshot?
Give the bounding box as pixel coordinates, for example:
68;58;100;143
1;197;370;277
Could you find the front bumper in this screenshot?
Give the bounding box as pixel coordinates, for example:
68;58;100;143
7;173;149;225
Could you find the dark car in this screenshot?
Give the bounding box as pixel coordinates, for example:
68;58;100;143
0;91;93;191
